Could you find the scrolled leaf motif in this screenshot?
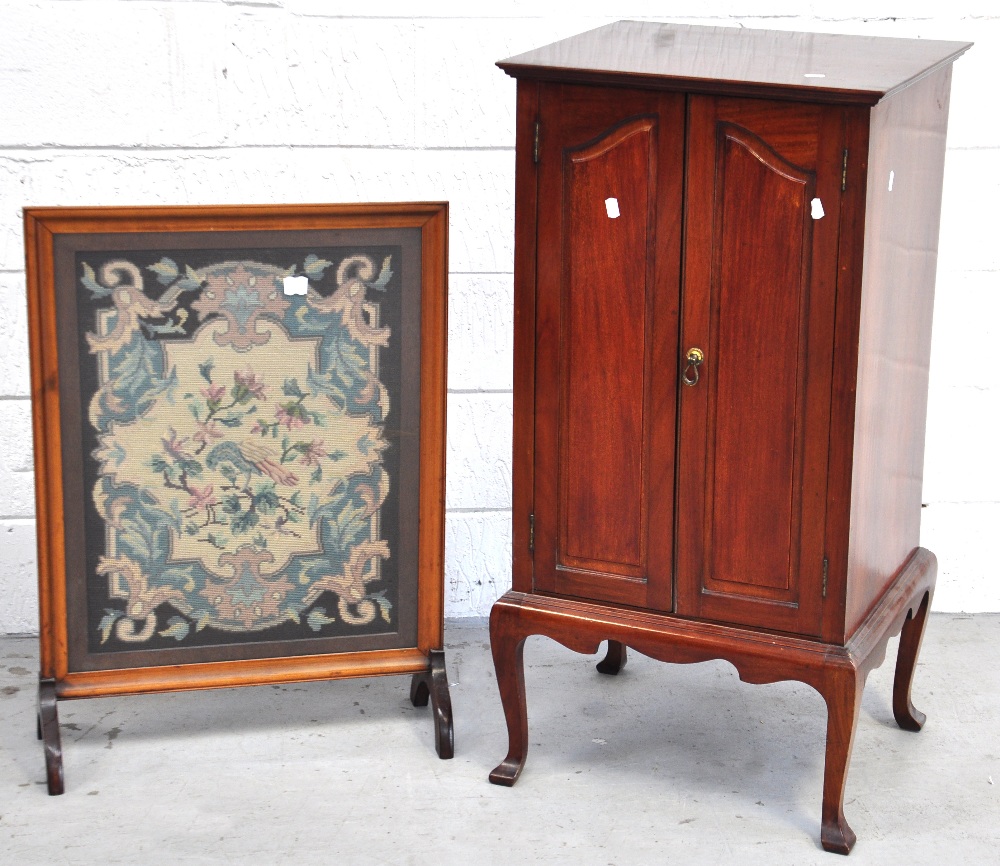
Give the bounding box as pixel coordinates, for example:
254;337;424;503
303;254;334;280
148;258;180;285
159;616;190;641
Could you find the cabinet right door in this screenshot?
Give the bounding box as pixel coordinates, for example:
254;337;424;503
675;96;845;637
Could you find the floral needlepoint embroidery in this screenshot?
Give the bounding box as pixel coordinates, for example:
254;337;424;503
85;252;398;647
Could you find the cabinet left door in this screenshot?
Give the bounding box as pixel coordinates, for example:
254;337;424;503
530;84;685;610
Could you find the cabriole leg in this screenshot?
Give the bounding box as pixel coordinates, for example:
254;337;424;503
820;667;864;854
893;591;931;732
596;640;628;675
488;606;529;786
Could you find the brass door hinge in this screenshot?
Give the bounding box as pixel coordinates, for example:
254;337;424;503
841;149;848;192
529;513;535;552
533;121;540;164
822;557;829;598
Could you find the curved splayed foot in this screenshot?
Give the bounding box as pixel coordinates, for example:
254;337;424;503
410;649;454;759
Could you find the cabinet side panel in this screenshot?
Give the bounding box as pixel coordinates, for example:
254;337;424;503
845;66;953;637
559;121;654;573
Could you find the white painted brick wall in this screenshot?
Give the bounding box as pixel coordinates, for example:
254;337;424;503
0;3;996;633
0;399;36;519
0;522;39;634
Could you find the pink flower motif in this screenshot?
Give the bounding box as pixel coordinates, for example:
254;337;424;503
234;369;266;399
250;420;265;435
192;419;224;447
201;383;226;404
300;439;326;467
162;427;191;460
188;484;217;510
275;405;305;431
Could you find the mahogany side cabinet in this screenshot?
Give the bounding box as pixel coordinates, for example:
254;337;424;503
487;21;971;854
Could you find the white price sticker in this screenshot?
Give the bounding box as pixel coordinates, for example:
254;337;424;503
283;275;308;296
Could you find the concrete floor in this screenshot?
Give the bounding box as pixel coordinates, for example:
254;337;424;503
0;615;997;865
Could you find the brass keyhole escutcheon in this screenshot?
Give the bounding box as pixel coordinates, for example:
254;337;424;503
682;347;704;387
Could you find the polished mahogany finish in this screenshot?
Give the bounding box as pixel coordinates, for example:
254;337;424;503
841;67;957;638
498;20;970;106
490;22;969;854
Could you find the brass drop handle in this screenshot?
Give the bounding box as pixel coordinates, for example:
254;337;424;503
681;347;704;387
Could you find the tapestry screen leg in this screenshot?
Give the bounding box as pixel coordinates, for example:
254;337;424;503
409;649;454;759
38;678;64;796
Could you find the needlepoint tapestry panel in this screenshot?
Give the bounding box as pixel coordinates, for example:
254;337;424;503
54;230;422;671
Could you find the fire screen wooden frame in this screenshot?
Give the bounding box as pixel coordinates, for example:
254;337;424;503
24;203;452;794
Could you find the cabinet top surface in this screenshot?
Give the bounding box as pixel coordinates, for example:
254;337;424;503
498;21;971;105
